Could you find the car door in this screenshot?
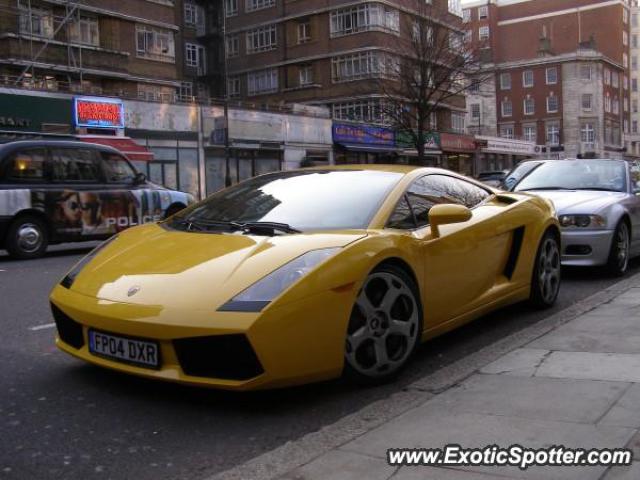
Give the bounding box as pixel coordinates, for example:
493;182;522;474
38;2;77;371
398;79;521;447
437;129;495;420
47;146;103;240
98;151;160;232
402;175;511;329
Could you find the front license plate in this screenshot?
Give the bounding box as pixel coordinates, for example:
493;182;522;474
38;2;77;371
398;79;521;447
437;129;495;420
89;330;160;369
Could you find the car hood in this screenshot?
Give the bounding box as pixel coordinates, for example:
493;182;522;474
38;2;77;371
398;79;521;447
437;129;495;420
69;223;366;310
526;190;626;214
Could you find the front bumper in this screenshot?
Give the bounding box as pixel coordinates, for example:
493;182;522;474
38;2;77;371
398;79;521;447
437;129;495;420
560;229;614;267
50;284;355;390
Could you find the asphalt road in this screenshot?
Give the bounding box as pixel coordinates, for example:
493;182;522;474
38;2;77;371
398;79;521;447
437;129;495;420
1;243;638;480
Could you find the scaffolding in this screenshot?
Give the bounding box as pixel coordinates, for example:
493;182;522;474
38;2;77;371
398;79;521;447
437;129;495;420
14;0;83;87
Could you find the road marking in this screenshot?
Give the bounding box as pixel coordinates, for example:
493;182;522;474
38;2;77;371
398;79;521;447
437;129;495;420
29;323;56;331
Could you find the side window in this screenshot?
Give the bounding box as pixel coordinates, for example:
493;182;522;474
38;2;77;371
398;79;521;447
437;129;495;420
387;195;415;229
101;152;136;184
388;175;464;229
6;148;46;181
50;148;100;182
454;179;491;208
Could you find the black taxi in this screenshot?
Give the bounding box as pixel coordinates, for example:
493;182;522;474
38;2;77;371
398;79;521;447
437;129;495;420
0;140;195;259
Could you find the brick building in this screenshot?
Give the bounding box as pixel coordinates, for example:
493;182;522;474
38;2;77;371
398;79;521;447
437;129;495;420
628;0;640;157
213;0;470;165
464;0;632;160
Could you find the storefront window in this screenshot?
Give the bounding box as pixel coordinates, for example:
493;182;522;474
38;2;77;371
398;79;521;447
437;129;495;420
178;148;199;197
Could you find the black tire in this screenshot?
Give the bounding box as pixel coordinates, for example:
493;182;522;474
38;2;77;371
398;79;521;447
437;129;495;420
344;264;423;385
605;220;631;277
529;230;561;309
164;204;186;220
5;215;49;260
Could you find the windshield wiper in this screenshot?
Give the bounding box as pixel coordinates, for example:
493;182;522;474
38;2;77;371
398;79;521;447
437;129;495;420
236;221;301;235
518;187;572;191
573;187;621;192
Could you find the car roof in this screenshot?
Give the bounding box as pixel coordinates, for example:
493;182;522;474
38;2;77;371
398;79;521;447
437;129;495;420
519;158;627;165
0;139;122;156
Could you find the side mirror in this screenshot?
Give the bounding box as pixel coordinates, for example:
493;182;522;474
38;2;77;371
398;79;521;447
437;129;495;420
134;172;147;185
429;204;472;238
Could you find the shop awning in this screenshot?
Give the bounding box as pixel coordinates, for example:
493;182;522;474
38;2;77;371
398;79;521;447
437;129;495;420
77;136;154;161
337;143;401;154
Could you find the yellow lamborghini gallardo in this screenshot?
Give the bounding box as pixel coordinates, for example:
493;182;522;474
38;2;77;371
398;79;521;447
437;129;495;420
50;166;560;390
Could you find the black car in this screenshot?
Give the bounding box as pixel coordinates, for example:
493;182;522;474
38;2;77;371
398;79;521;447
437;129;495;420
0;140;194;259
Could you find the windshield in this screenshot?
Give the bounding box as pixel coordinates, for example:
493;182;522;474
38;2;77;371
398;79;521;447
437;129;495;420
513;160;627;192
174;170;404;231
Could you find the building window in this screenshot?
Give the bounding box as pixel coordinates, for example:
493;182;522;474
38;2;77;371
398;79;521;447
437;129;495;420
478;26;490;40
246;0;275;13
246;25;277;54
178;82;193;101
247;68;278;95
225;35;239;58
634;121;638;134
331;51;399;83
633;56;638;70
546;123;560;145
500;126;514;139
136;25;175;62
604;68;611;85
330;4;400;37
299;64;313;86
633;78;638;92
470;103;481;119
524;97;535;115
612;72;619;88
523;70;534;88
225;0;238;16
624;97;629;112
581;123;595;143
227;76;241;97
624;75;629;90
499;72;511;90
547;94;559;113
478;6;488;19
624;53;629;68
68;15;99;46
464;29;472;43
545;67;557;85
462;9;471;23
184;1;204;27
634;35;638;49
469;80;480;93
582;94;592;111
451;112;465;134
298;20;311;43
634;99;638;113
332;98;386;124
501;99;512;117
624;31;629;46
605;95;612;113
624;8;629;24
523;125;536;143
185;43;205;70
19;4;54;38
580;64;592;80
613;97;620;115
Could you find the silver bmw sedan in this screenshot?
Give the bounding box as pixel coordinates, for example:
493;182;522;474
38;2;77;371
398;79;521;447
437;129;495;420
504;159;640;276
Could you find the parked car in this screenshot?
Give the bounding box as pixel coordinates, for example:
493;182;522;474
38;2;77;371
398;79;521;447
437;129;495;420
477;170;510;187
0;140;195;259
505;158;640;275
51;166;560;390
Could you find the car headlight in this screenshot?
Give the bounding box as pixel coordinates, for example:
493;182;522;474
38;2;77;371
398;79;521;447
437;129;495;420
60;235;118;289
559;215;606;229
218;247;341;312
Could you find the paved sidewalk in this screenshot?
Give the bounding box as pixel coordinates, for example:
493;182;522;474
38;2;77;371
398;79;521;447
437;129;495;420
214;274;640;480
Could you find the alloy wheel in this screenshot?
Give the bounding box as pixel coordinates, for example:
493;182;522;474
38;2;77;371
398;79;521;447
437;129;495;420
537;236;561;304
16;223;43;254
615;223;630;272
345;271;420;379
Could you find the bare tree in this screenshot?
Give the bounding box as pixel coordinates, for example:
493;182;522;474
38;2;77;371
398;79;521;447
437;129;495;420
366;3;490;162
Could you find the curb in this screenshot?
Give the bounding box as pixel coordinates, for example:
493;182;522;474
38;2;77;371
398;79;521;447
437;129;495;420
209;271;640;480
